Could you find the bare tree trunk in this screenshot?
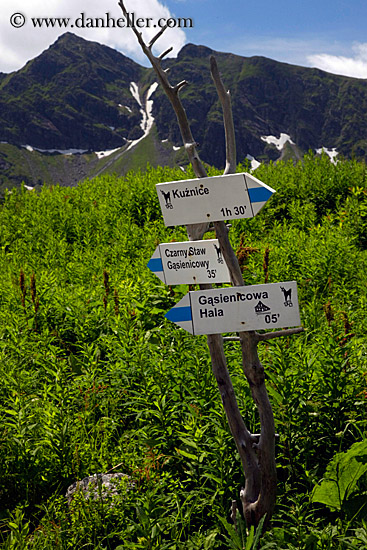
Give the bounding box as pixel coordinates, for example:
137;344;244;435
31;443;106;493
118;0;303;530
209;57;277;527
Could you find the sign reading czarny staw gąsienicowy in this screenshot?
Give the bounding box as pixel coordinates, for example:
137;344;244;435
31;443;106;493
147;239;231;285
165;282;301;335
156;172;275;226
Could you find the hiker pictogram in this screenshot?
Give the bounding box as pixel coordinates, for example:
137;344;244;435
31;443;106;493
280;286;293;307
213;243;224;264
160;189;173;209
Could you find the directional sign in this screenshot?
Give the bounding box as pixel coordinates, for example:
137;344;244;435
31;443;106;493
165;282;300;335
156;172;275;226
147;239;231;285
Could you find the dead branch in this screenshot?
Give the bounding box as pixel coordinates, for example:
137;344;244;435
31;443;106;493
224;327;305;343
207;334;260;495
256;327;305;342
238;331;277;526
210;56;236;175
174;80;188;94
118;0;299;530
118;0;208;241
149;25;168;48
159;47;173;61
210;57;276;527
118;0;259;505
116;9;252;491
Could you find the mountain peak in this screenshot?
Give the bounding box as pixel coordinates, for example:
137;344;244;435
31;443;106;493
44;32;137;65
0;32;147;150
1;35;367;178
52;31;82;45
177;43;215;60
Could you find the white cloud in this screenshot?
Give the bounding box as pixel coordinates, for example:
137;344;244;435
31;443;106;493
221;36;342;68
0;0;186;73
308;43;367;79
220;35;367;78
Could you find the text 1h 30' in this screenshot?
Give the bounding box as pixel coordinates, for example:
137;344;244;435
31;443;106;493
220;205;247;217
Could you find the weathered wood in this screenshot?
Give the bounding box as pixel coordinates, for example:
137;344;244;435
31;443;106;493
117;8;254;497
118;0;207;241
209;56;237;176
207;333;260;496
238;332;276;526
209;59;277;528
118;0;303;531
257;327;304;341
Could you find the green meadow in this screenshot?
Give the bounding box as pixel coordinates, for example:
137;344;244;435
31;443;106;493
0;153;367;548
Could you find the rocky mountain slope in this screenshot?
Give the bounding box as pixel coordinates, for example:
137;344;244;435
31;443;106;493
1;32;367;190
0;32;147;150
156;43;367;166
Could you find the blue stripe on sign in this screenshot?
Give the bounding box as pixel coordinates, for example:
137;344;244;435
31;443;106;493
248;186;273;203
165;306;192;323
147;258;163;272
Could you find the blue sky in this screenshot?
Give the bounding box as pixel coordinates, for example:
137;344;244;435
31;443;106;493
164;0;367;76
1;0;367;77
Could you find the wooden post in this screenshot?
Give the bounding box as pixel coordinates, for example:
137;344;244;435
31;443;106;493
118;0;303;529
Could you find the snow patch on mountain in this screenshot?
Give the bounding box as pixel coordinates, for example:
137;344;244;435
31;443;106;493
21;145;88;155
246;154;261;170
316;147;339;164
126;82;158;152
95;147;121;159
129;82;141;107
261;133;295;150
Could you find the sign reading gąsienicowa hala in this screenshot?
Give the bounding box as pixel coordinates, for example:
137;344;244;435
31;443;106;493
165;282;300;335
147;239;231;285
156;172;275;226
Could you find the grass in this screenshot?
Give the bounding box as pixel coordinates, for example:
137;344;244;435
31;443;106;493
0;155;367;548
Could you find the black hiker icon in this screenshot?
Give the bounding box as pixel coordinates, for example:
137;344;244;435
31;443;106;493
213;243;224;264
160;190;173;209
280;286;293;307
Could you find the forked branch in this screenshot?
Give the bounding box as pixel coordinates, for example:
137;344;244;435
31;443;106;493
210;56;277;527
210;56;237;175
120;1;208;240
118;0;302;531
118;0;208;196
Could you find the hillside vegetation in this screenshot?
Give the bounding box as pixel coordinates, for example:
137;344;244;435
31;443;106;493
3;33;367;191
0;154;367;548
0;130;182;193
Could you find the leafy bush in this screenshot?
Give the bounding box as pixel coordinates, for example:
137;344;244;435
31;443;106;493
0;156;367;548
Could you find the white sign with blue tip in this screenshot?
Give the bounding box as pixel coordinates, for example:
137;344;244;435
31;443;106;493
165;282;301;335
156;172;275;226
147;239;231;285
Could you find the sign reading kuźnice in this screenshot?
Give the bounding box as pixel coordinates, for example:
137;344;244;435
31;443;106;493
147;239;231;285
156;172;275;226
165;282;300;335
